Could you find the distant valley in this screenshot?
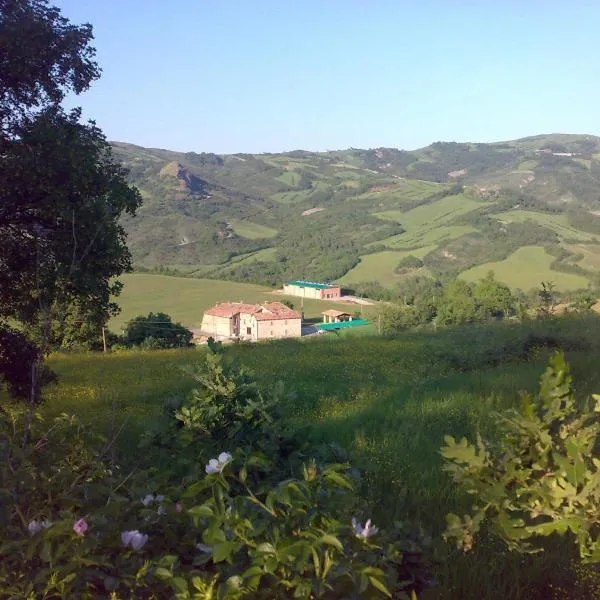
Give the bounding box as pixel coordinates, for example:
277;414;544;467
113;134;600;293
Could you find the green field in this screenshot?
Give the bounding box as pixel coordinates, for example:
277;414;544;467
228;220;279;239
376;224;476;250
340;246;435;286
496;210;597;242
567;243;600;270
276;171;301;186
34;316;600;599
375;193;481;229
374;194;481;250
269;189;312;204
460;246;590;291
355;179;441;206
109;273;369;331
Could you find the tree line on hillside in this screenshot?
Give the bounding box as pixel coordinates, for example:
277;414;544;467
349;272;598;335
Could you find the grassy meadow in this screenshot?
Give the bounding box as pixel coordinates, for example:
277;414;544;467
340;246;435;286
460;246;590;291
109;273;373;331
228;220;279;239
31;315;600;599
496;210;598;242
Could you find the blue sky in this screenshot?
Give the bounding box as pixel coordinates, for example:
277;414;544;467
56;0;600;153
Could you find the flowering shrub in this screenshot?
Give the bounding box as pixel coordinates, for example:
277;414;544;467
0;350;431;598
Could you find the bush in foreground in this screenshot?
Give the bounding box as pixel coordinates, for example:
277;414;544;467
0;351;429;598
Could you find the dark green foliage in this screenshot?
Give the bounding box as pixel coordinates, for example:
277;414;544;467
473;273;516;319
435;280;479;326
0;325;41;399
0;0;141;400
537;282;556;318
442;352;600;562
125;312;192;348
395;254;424;274
381;274;516;334
567;208;600;236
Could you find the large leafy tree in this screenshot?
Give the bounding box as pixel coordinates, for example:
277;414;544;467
125;313;193;349
0;0;141;398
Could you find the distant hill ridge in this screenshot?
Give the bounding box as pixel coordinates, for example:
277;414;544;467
112;134;600;292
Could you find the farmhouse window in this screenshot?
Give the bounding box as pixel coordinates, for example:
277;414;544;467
246;327;251;335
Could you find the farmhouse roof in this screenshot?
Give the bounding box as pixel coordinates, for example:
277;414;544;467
204;301;301;321
254;302;301;321
321;309;351;317
204;303;261;318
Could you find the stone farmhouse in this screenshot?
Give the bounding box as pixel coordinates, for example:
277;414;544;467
283;280;342;300
200;301;302;342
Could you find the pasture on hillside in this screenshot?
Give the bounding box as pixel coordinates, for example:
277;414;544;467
228;220;279;239
567;243;600;270
373;194;481;249
32;315;600;599
460;246;590;291
109;273;374;331
340;246;435;286
496;210;597;242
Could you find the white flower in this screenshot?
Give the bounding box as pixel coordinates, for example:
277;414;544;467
27;519;52;535
121;530;149;550
141;493;166;513
205;452;233;474
141;494;155;506
352;517;379;540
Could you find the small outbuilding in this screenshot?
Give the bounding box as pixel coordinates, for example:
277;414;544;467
321;309;354;324
283;280;342;300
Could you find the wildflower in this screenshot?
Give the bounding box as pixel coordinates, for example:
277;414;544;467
121;530;149;550
27;519;52;535
205;451;233;474
175;502;183;513
73;518;89;537
352;517;378;540
141;493;166;514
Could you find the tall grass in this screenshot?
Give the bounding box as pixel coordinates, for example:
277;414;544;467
22;314;600;598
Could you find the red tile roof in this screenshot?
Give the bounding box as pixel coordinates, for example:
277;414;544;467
204;301;301;321
322;309;352;317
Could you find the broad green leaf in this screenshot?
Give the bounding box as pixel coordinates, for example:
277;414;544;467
213;541;237;563
320;534;343;552
187;504;214;518
369;576;392;598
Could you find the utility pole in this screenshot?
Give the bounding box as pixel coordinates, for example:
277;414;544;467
378;313;382;335
102;326;107;353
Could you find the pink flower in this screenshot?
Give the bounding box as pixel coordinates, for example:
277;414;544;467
73;518;89;537
175;503;183;513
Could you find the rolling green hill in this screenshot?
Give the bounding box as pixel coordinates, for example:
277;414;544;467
113;134;600;293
